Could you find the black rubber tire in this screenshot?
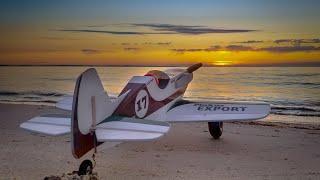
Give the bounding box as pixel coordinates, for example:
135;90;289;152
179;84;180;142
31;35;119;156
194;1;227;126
208;122;223;139
78;159;93;176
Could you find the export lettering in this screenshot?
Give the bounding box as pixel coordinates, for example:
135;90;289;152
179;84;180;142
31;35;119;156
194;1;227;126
194;104;247;112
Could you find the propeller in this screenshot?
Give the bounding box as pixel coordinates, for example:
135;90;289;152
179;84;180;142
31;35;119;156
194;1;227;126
186;63;203;73
174;63;203;88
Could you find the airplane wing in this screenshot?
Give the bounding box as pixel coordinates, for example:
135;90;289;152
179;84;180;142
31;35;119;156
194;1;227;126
95;116;170;142
20;114;71;136
20;114;170;141
56;96;73;111
166;100;270;122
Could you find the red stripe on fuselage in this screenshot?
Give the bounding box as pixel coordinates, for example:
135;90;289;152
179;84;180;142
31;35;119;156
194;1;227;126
113;83;186;118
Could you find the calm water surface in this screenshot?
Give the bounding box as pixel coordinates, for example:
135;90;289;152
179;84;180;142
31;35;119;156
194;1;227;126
0;66;319;118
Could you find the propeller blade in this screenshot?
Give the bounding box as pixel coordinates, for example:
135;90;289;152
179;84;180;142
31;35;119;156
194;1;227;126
186;63;203;73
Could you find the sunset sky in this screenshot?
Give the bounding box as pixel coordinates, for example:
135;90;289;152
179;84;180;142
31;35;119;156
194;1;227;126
1;0;320;66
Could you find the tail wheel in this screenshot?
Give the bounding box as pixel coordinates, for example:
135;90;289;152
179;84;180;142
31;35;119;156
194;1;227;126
78;159;93;176
208;122;223;139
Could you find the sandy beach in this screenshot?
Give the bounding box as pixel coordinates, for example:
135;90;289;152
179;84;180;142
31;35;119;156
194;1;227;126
1;103;320;179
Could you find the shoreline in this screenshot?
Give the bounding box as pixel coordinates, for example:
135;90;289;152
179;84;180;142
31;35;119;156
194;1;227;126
1;103;320;179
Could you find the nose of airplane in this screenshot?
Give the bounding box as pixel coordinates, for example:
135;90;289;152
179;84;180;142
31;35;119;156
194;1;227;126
186;63;203;73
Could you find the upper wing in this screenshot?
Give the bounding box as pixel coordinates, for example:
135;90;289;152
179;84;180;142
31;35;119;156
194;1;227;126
166;100;270;122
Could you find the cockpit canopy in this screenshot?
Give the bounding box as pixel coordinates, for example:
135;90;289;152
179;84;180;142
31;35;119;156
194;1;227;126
145;70;170;89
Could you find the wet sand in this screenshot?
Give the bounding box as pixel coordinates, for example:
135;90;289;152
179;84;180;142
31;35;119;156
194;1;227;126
0;103;320;179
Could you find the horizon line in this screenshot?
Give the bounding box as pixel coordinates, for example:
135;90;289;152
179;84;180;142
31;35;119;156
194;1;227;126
1;63;320;67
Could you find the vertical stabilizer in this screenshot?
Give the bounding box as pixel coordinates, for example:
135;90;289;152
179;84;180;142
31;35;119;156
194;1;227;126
71;68;110;158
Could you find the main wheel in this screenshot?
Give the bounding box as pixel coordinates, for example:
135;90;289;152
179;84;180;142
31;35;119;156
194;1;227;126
78;159;93;176
208;122;223;139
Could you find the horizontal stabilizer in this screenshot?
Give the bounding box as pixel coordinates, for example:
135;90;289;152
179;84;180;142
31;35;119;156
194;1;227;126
56;96;73;111
56;93;119;111
20;114;71;136
166;100;270;122
95;116;170;142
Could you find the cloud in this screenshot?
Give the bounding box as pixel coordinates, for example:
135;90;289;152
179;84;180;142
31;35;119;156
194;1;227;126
143;42;172;46
171;45;222;53
274;38;320;46
171;45;254;53
132;23;256;35
207;45;223;51
259;46;320;53
117;42;172;46
171;45;320;53
58;23;256;36
123;47;140;51
87;25;108;28
58;29;174;35
236;40;264;44
0;48;63;53
235;39;320;46
171;48;207;53
225;45;254;51
156;42;172;45
40;36;79;41
81;49;102;54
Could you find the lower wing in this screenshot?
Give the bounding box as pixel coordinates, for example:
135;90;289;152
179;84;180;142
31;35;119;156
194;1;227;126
166;100;270;122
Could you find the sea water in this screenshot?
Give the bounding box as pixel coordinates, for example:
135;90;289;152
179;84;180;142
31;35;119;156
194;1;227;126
0;66;319;119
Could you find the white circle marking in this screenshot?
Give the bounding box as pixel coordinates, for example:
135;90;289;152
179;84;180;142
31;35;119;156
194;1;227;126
135;90;149;118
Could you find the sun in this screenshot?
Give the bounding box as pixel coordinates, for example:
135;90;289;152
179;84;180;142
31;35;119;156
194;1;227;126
212;60;233;66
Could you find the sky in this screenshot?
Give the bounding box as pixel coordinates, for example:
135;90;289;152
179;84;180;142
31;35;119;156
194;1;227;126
1;0;320;66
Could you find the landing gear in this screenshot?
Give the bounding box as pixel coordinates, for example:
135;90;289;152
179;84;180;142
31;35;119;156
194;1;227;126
77;102;98;176
208;122;223;139
78;152;96;176
78;159;93;176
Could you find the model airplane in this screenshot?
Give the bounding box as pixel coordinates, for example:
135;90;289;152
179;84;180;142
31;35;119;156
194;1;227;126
20;63;270;175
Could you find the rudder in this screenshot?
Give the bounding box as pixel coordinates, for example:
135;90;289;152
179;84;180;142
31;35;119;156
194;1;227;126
71;68;108;158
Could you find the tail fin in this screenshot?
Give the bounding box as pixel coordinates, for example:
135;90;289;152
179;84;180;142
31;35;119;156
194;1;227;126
71;68;114;158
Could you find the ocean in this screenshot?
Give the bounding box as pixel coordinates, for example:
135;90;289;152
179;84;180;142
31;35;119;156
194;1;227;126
0;66;319;119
